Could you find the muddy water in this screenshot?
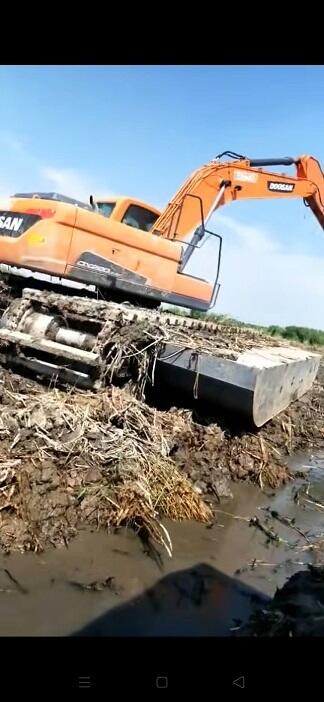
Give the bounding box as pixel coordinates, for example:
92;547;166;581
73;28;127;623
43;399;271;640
0;453;323;636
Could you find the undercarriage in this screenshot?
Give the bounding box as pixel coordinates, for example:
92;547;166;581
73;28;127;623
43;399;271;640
0;280;320;428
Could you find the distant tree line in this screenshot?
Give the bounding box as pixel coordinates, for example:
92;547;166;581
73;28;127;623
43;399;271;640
165;307;324;346
267;325;324;346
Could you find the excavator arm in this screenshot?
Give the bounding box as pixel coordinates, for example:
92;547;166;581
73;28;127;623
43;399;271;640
153;153;324;242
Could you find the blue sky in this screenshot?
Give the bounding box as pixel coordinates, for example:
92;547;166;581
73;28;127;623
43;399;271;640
1;65;324;327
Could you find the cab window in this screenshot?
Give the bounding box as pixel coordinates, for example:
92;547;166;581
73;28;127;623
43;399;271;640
121;205;159;232
97;202;116;218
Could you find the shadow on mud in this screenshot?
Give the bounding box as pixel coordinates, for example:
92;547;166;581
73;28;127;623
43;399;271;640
71;562;269;637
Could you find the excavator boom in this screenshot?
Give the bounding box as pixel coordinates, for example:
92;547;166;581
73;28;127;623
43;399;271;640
153;153;324;243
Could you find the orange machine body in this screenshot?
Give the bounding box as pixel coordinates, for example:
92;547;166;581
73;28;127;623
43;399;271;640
0;153;323;311
0;194;212;309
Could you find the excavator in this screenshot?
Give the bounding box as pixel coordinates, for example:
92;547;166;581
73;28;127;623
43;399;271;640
0;150;322;426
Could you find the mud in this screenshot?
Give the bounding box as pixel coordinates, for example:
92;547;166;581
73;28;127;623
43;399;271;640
0;452;323;636
0;355;322;555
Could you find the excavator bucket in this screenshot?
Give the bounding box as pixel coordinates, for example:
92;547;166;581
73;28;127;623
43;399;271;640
0;288;320;428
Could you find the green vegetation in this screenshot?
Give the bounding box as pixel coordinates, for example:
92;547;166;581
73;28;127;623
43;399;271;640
164;307;324;346
267;325;324;346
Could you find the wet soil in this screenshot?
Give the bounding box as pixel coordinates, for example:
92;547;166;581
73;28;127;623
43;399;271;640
0;357;322;555
0;452;323;636
0;327;321;634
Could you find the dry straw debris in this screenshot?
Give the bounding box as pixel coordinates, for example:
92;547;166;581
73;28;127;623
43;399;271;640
0;376;212;554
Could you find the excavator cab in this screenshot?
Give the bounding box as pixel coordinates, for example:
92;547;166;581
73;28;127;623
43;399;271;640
93;196;161;232
96;202;115;218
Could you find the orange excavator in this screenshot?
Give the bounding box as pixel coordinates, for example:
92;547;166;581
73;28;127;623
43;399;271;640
0;151;322;424
0;151;323;310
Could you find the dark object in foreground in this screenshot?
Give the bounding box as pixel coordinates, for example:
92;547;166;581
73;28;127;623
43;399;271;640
71;563;268;637
240;564;324;636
